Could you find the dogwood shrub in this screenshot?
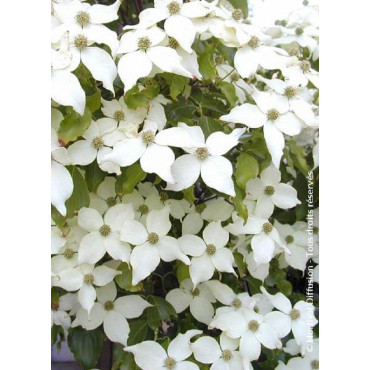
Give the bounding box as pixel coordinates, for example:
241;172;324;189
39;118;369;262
51;0;319;369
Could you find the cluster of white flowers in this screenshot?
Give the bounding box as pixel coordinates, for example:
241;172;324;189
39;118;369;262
51;0;319;369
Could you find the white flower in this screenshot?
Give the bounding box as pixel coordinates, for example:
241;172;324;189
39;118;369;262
165;278;216;325
282;58;319;88
51;293;76;336
220;90;303;168
125;329;202;370
55;263;120;313
209;309;281;365
120;207;190;285
117;27;193;92
67;119;125;174
262;287;318;355
52;0;120;53
246;165;301;216
166;123;246;196
72;281;151;345
191;333;244;370
77;205;135;264
179;221;235;286
89;177;119;215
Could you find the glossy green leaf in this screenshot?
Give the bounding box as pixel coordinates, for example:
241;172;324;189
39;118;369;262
198;116;224;137
115;163;146;197
85;161;106;193
219;81;238;106
58;108;91;144
198;46;217;80
235;153;259;190
161;73;190;100
147;296;177;330
232;183;248;222
115;263;143;292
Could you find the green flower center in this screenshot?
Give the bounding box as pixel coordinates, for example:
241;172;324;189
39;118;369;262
247;36;260;48
289;308;301;320
300;60;311;72
163;357;176;369
206;244;217;255
311;360;319;369
92;136;104;149
106;197;117;207
295;27;304;35
289;47;300;56
75;11;90;27
160;192;169;201
167;1;181;15
248;320;260;332
267;109;280;121
99;224;111;237
263;222;273;234
137;36;152;51
74;34;88;49
230;73;240;82
232;298;242;309
264;185;275;195
142;130;155;144
195;147;209;160
232;8;244;21
113;110;125;122
63;248;74;259
83;274;94;285
195;203;207;213
222;349;233;361
104;300;115;311
285;235;294;244
192;288;200;297
168;37;179;49
148;232;159;244
284;86;296;98
253;306;260;313
138;204;149;214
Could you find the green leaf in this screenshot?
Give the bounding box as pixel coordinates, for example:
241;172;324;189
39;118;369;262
234;252;246;278
198;116;224;137
147;296;177;330
65;166;90;218
165;98;197;122
219;81;238;106
115;263;143;292
124;81;160;109
86;89;101;113
161;73;190;100
285;140;310;175
232;184;248;223
235;153;259;190
85;161;106;193
182;186;195;204
198;46;217;80
51;204;66;228
229;0;249;17
246;276;263;295
58;108;91;144
68;327;104;369
176;262;190;283
128;319;150;346
115;163;146;197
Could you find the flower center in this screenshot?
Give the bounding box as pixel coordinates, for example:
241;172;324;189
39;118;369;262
248;320;260;332
300;60;311;72
232;298;242;309
195;147;209;160
311;360;319;369
92;136;104;149
247;36;260;48
192;288;200;297
83;274;94;285
74;34;88;49
142;130;155;144
148;232;159;244
230;73;240;82
267;109;280;121
285;235;294;244
113;110;125;122
137;36;152;51
289;47;300;56
222;349;233;361
284;86;296;98
104;300;115;311
264;185;275;195
139;204;149;214
206;244;217;255
232;8;244;21
106;197;117;207
51;302;59;311
160;192;169;201
168;37;179;49
289;308;301;320
263;222;273;234
253;306;260;313
63;248;74;259
195;203;206;213
167;1;181;15
163;357;176;369
75;11;90;27
99;224;111;237
295;27;304;35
